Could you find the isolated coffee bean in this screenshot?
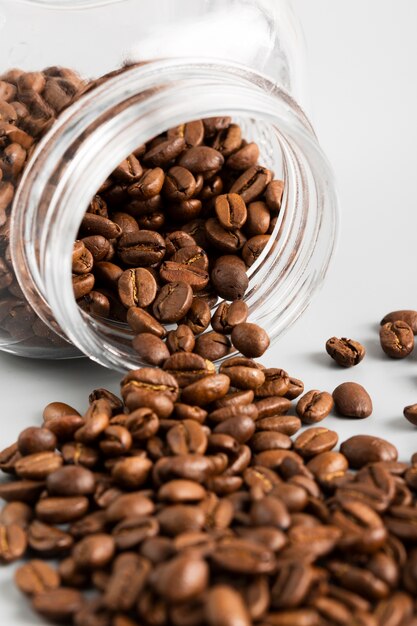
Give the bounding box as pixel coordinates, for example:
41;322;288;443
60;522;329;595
296;390;334;424
132;333;170;366
231;322;270;358
381;310;417;334
404;404;417;426
380;321;414;358
333;382;373;418
326;337;366;367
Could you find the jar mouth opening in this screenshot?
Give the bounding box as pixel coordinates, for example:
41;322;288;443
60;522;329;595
11;60;338;372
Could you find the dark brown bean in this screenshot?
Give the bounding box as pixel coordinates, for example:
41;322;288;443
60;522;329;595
332;382;373;418
32;588;84;622
231;322;270;358
326;337;366;367
340;435;398;469
194;331;231;361
211;255;248;301
127;307;167;338
404;404;417;426
153;281;193;323
242;234;271;266
178;146;224;173
380;321;414;358
118;268;157;308
132;333;170;366
206;585;251;626
17;427;57;455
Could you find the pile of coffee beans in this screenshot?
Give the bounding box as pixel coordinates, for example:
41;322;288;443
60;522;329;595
0;355;417;626
73;115;283;362
0;67;87;349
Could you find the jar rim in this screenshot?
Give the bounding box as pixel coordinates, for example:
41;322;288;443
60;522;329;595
13;0;127;8
11;59;338;371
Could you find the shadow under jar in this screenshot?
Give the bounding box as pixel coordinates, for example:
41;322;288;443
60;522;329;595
0;0;338;368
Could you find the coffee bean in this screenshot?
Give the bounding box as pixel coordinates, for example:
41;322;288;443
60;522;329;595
206;585;251;626
46;465;95;496
78;290;111;317
333;382;373;418
163;352;215;387
153;281;193;323
168;120;205;147
226;142;260;170
113;154;143;182
194;331;231;360
0;502;32;528
15;451;63;480
32;588;84;622
73;273;95;299
404;404;417;426
178;146;224;173
163;165;196;200
208;403;258;425
212;537;276;574
231;322;270;358
256;369;290;398
17;427;57;455
166;324;195;354
182;298;211;336
340;435;398;469
143;137;186;167
256;415;301;436
0;523;27;562
294;427;338;458
205;217;246;253
111;455;152;489
118;268;157;308
265;179;284;212
219;357;265;390
326;337;366;367
306;451;348;487
127;167;165;199
132;332;170;366
242;234;271;266
215;193;247;230
167;420;207;455
127;307;167;338
182;374;230;406
296;390;334;424
159;259;209;291
380;321;414;358
230;166;271;203
72;533;115;570
80;213;122;239
118;230;166;266
381;310;417;334
250;431;292;453
104;552;151;612
211;255;248;301
36;496;89;524
254;397;292;418
15;560;60;595
126;408;159;441
0;480;45;503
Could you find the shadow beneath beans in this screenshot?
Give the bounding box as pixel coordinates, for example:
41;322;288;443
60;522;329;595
306;351;335;368
362;337;386;362
384;416;414;432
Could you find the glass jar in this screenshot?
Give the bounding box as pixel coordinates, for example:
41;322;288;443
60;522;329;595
0;0;338;369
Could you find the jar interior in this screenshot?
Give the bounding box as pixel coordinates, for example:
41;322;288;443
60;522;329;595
72;115;287;368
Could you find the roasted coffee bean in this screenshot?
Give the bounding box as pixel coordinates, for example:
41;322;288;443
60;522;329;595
153;281;193;323
404;404;417;426
82;235;110;262
163;165;196;200
72;241;94;274
17;427;57;455
231;322;270;358
166;325;196;354
250;431;292;453
62;442;99;468
242;234;271;266
113;154;143;182
340;435;398;468
178;146;224;173
80;213;122;239
254;397;292;418
211;255;248;300
230;166;271;203
380;321;414;358
256;415;302;436
182;374;230;406
326;337;366;367
381;310;417;334
294;427;338;458
167;420;208;455
168;120;205;147
72;533;115;570
194;331;231;360
159;259;209;291
245;201;271;236
0;523;27;562
0;502;32;528
15;451;63;480
126;407;160;441
15;559;60;596
265;179;284;212
206;585;251;626
163;352;215;387
256;369;290;398
205;218;246;253
112;456;152;489
127;307;167;338
331;499;387;553
132;332;170;366
143;137;186;167
36;496;89;524
73;273;95;299
46;465;95;496
212;537;276;574
296;390;334;424
118;230;166;267
104;552;151;612
118;268;157;308
333;382;373;418
218;357;265;390
215;193;247;230
152;553;209;602
182;298;211;335
78;290;111;318
306;451;348;487
28;519;74;554
208;403;258;425
32;587;84;622
127;167;164;199
212;300;248;334
0;479;45;503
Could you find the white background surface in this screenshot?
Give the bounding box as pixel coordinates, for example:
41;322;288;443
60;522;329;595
1;0;417;623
